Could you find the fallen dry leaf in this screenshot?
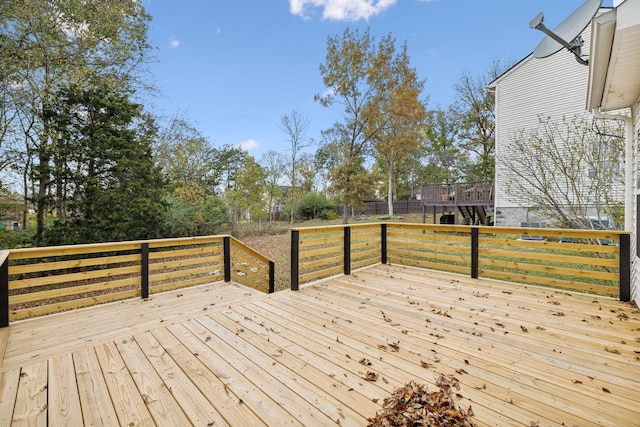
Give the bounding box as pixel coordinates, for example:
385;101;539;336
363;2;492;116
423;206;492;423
367;378;476;427
364;371;379;382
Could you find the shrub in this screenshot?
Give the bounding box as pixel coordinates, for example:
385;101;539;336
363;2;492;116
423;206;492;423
296;192;330;220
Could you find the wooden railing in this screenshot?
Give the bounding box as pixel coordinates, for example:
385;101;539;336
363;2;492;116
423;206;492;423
0;235;274;326
291;223;631;301
290;224;381;288
421;181;494;206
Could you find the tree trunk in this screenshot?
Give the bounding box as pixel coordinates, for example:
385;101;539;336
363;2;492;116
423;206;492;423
35;144;50;246
387;158;395;216
342;203;349;224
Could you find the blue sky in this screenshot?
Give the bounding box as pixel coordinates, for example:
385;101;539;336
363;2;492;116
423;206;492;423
142;0;612;159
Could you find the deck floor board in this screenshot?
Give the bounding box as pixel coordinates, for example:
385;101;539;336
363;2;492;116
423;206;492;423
1;264;640;426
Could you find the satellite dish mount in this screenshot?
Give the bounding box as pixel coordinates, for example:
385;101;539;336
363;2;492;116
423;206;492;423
530;0;602;66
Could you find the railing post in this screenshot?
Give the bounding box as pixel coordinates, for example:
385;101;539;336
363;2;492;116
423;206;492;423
141;243;149;299
223;236;231;282
1;253;9;328
344;226;351;275
471;227;479;279
619;233;631;302
381;223;388;264
268;261;275;294
291;230;299;291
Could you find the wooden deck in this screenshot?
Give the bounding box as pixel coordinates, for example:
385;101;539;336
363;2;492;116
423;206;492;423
1;264;639;426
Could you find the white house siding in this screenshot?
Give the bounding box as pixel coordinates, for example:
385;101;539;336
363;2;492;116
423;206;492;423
492;27;600;227
633;98;640;305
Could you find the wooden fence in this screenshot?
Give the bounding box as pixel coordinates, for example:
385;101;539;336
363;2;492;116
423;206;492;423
290;223;631;301
0;235;274;325
331;200;423;216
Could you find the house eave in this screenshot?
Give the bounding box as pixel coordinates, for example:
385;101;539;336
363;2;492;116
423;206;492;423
586;10;616;111
587;0;640;112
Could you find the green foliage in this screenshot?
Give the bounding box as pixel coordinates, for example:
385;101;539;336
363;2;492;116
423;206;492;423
201;195;229;234
40;83;166;245
224;155;267;235
161;196;200;237
296;191;330;220
316;28;379;223
0;226;34;249
368;38;427;215
260;150;287;222
210;144;247;194
422;109;469;184
161;195;228;237
1;0;152;244
154;117;216;196
319;208;339;220
316;27;426;220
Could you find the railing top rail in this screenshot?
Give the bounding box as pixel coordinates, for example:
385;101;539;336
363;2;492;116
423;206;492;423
0;250;9;264
389;222;629;238
420;180;493;187
292;223;383;233
292;222;629;239
229;236;272;264
8;234;229;259
485;226;630;238
147;235;225;248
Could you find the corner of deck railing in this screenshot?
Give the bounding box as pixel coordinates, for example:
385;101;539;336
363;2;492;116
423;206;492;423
141;243;150;299
471;227;479;279
267;260;275;293
343;226;351;275
1;250;9;328
619;232;631;302
291;229;299;291
381;223;388;264
223;236;231;282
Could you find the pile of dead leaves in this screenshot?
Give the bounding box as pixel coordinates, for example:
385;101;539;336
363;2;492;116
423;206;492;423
367;376;477;427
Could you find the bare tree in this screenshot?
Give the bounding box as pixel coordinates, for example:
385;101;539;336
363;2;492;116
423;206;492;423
451;59;512;181
279;110;311;223
260;150;286;222
499;114;625;230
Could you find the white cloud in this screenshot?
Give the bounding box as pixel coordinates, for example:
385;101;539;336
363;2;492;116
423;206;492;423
169;38;180;48
289;0;397;21
239;139;259;151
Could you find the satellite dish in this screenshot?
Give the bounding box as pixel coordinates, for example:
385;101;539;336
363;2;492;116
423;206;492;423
530;0;602;65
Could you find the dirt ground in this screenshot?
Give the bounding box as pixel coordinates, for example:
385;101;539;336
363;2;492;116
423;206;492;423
241;214;424;292
242;232;292;291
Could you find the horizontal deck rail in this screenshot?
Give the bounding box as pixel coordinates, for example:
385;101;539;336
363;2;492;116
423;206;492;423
0;235;274;326
291;223;631;301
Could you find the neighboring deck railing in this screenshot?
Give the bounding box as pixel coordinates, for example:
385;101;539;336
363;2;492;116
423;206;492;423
421;181;494;206
0;235;274;326
290;223;631;301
